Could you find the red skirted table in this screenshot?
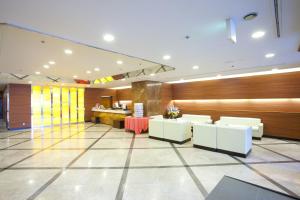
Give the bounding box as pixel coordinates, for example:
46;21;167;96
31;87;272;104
125;116;149;134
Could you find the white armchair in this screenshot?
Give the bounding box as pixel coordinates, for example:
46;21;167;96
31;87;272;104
193;123;217;150
164;119;192;143
217;125;252;157
215;116;263;139
149;118;164;139
181;114;213;124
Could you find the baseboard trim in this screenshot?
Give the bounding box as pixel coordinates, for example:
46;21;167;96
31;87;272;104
193;144;216;152
149;136;191;144
263;135;300;142
193;144;251;158
253;136;262;140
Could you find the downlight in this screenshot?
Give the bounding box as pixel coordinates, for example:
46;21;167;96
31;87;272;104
243;12;258;21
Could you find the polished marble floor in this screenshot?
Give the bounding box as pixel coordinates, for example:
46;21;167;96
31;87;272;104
0;123;299;200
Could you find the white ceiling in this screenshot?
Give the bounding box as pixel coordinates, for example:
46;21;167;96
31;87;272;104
0;0;300;88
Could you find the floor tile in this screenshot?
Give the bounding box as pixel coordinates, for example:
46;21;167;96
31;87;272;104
92;138;132;148
178;148;239;165
70;132;106;139
0;169;59;200
123;168;204;200
71;149;129;167
259;144;300;160
237;145;292;163
133;138;172;148
0;139;30;149
103;131;133;138
50;139;96;149
85;127;110;132
7;139;62;149
191;165;285;194
36;169;123;200
0;150;35;168
130;149;182;167
253;137;289;145
14;150;82;168
250;163;300;196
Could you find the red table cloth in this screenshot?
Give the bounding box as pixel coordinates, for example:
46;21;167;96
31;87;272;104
125;116;149;134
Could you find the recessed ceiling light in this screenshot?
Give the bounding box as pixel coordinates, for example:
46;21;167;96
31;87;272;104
116;60;123;65
180;78;184;82
192;65;199;70
73;75;78;78
94;67;100;71
64;49;73;55
35;71;41;75
28;81;32;84
216;74;222;78
150;73;155;76
272;68;278;71
265;53;275;58
61;83;65;86
103;34;115;42
43;64;50;69
86;70;91;74
48;61;56;65
251;31;265;39
163;55;171;60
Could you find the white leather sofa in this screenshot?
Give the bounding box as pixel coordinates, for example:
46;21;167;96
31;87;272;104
149;118;192;144
181;114;212;124
193;123;217;150
192;123;252;157
217;125;252;157
215;116;263;139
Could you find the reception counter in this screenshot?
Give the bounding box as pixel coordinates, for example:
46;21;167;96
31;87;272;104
91;108;132;125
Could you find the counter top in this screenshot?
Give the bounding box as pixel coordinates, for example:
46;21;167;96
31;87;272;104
92;108;132;115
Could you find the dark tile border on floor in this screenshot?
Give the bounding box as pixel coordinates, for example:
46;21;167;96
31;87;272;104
26;127;113;200
254;144;299;162
0;124;96;173
231;156;300;198
170;143;208;198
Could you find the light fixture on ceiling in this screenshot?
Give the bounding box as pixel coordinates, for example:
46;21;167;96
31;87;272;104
94;67;100;71
251;31;265;39
48;61;56;65
43;64;50;69
192;65;199;70
163;55;171;60
116;60;123;65
150;73;155;76
61;83;65;86
28;81;32;84
73;75;78;78
272;68;278;71
64;49;73;55
216;74;222;78
243;12;258;21
86;70;91;74
103;34;115;42
35;71;41;75
265;53;275;58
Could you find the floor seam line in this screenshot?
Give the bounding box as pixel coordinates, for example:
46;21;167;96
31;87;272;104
26;126;111;200
170;143;208;198
230;155;299;198
115;133;135;200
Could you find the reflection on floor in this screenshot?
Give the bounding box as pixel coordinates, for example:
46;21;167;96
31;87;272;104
0;123;299;200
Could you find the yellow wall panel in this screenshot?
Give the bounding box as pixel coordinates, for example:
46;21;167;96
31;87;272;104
78;88;85;122
31;86;42;127
42;87;52;126
52;87;61;125
61;87;69;124
70;88;78;123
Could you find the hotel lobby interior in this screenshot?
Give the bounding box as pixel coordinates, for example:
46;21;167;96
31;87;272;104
0;0;300;199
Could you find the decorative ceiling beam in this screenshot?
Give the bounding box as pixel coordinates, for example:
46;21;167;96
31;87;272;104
9;73;29;80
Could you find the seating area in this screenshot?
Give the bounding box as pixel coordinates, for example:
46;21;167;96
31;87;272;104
149;115;258;157
1;1;300;199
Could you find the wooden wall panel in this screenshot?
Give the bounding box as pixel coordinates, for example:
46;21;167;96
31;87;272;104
7;84;31;129
161;83;172;113
172;72;300;99
116;88;132;100
173;103;300;140
84;88;117;121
